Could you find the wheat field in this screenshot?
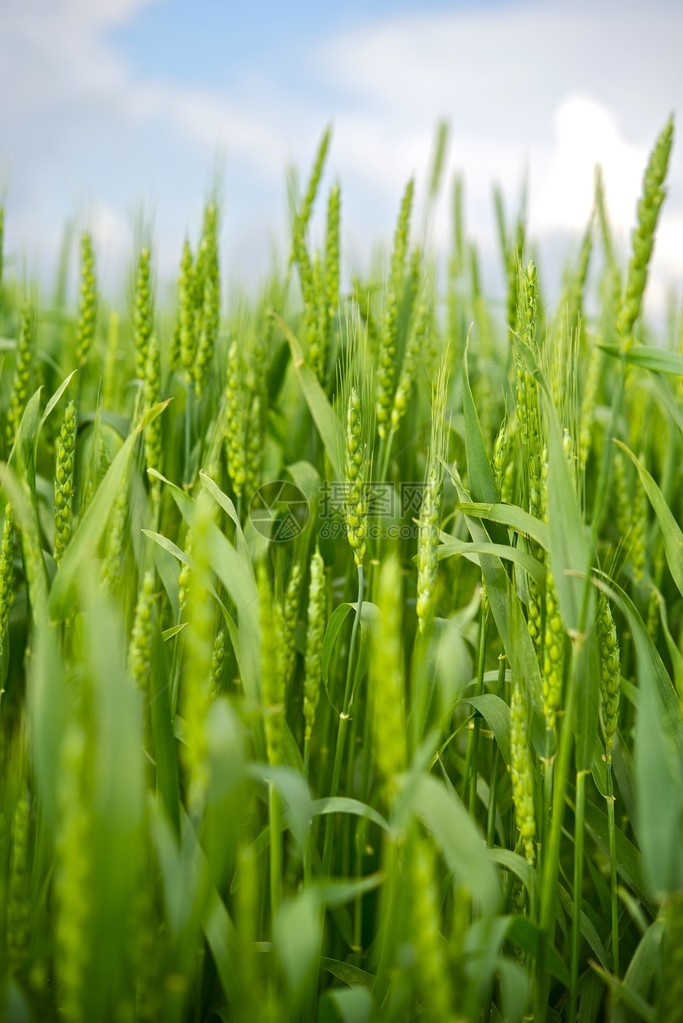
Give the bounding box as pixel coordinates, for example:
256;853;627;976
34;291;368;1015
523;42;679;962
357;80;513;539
0;117;681;1022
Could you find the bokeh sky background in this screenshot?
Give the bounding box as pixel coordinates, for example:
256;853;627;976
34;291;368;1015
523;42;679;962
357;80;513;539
1;0;682;314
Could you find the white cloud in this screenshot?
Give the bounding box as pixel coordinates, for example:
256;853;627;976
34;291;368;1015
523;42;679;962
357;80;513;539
314;1;682;143
90;200;133;276
0;0;286;173
311;3;681;298
531;95;646;234
61;0;164;27
0;0;681;314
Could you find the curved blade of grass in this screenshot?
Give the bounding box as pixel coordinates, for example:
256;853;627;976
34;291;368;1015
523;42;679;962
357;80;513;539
208;530;260;703
413;774;499;916
286;459;321;508
437;538;546;585
615;440;683;598
148;466;194;518
280;719;306;774
199;469;250;561
11;386;43;492
320;958;375;992
487;848;537;903
462;693;512;765
40;368;78;430
651;375;683;435
49;401;170;619
141;527;241;709
322;601;379;711
0;461;49;621
312;872;384;908
162;625;186;643
599;342;683;377
149;473;260;704
448;466;544;728
311;797;390;833
557;884;608;969
613;921;663;1023
203;887;240;1004
515;334;593;631
247;764;312;852
589;964;655;1022
545;391;592;634
455;501;550;552
271;310;342;478
462;332;506;548
577;971;605;1023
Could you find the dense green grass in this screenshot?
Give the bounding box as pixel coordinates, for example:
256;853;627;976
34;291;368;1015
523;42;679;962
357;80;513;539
0;118;682;1022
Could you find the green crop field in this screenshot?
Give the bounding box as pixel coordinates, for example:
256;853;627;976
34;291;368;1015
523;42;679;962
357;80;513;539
0;117;681;1022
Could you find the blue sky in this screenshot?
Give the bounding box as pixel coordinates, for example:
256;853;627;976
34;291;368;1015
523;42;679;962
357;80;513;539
1;0;681;313
112;0;479;90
